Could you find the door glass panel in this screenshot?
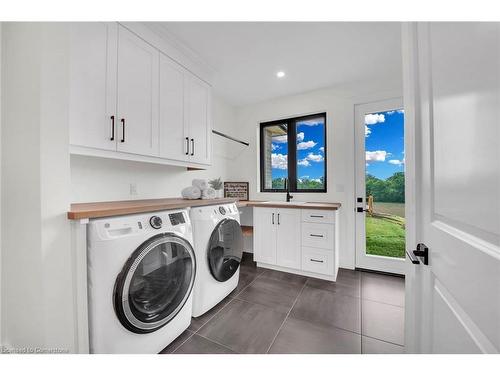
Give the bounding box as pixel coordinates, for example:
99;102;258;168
208;219;244;282
364;109;405;258
115;235;195;333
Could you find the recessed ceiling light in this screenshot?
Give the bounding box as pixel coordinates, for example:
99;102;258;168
276;71;286;78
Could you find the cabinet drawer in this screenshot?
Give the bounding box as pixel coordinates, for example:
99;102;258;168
302;247;334;276
301;209;335;224
301;222;334;249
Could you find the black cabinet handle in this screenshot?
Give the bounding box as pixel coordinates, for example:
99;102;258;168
191;138;194;156
185;137;189;155
310;259;324;263
277;213;280;225
120;118;125;143
310;215;324;218
110;116;115;141
272;213;275;225
310;234;324;238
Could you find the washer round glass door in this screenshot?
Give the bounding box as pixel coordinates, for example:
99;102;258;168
207;218;244;282
114;233;196;334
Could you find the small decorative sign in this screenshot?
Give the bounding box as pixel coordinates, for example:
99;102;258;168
224;182;249;201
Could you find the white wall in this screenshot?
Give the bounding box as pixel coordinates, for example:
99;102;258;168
230;80;402;268
1;23;75;353
70;95;238;202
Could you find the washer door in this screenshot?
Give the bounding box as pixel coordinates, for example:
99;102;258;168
207;218;244;282
114;233;196;334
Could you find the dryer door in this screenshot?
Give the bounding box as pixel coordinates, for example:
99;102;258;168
207;218;244;282
114;233;196;334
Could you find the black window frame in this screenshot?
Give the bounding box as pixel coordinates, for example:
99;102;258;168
259;112;327;193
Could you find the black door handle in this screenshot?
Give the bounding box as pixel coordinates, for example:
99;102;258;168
120;118;125;143
185;137;189;155
110;115;115;141
357;207;368;213
407;243;429;265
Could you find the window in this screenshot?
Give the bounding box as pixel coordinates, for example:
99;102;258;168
260;113;326;192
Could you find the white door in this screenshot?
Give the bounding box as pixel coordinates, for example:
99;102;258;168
116;25;159;156
253;208;277;265
404;22;500;354
354;98;406;274
69;22;117;151
186;75;211;165
276;209;301;269
159;53;189;161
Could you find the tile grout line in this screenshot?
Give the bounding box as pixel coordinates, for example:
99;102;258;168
169;330;196;354
265;280;308;354
190;266;268;335
362;334;405;348
194;331;241;354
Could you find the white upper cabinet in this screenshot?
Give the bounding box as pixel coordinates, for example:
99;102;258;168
69;22;117;151
159;54;188;162
116;25;159;157
185;75;212;165
69;22;212;167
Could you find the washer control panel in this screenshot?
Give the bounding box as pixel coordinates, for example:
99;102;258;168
149;216;163;229
218;206;227;215
168;212;186;226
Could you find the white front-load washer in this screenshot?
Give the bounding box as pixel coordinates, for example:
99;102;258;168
87;209;195;353
190;203;244;317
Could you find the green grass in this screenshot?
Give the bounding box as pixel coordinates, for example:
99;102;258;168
366;215;405;258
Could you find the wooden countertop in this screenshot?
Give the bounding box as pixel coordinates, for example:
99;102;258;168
68;198;238;220
237;200;341;210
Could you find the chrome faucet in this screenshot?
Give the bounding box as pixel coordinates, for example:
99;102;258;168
284;178;293;202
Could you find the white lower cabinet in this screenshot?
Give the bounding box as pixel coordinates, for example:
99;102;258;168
254;207;338;280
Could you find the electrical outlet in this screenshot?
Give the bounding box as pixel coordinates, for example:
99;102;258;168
129;183;138;196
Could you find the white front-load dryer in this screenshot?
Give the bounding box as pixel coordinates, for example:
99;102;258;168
190;203;244;317
87;209;195;353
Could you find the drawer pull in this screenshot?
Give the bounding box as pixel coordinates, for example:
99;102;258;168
310;215;324;218
310;258;324;263
310;234;324;238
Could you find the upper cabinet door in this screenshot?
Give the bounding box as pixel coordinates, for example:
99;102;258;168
186;75;211;165
116;25;159;156
159;54;189;161
69;22;118;151
276;209;301;270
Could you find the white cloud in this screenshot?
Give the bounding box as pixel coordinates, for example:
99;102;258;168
365;125;371;137
297;159;310;167
271;144;279;151
297;119;323;127
365;113;385;125
306;152;324;162
271;153;288;170
300;175;309;179
386;110;395;115
319;147;324;153
297;140;317;150
296;132;304;142
366;150;388;163
312;178;322;183
397;109;404;114
388;158;405;166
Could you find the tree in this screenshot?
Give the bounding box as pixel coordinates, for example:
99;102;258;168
366;172;404;203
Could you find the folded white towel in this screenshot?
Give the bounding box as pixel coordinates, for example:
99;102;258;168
181;186;201;200
201;187;216;200
192;179;209;191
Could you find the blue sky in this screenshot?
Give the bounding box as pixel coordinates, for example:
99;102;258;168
365;109;405;180
271;117;325;182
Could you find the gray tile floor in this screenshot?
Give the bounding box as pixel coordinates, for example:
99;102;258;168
160;253;405;354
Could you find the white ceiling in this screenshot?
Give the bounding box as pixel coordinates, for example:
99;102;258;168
155;22;403;106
